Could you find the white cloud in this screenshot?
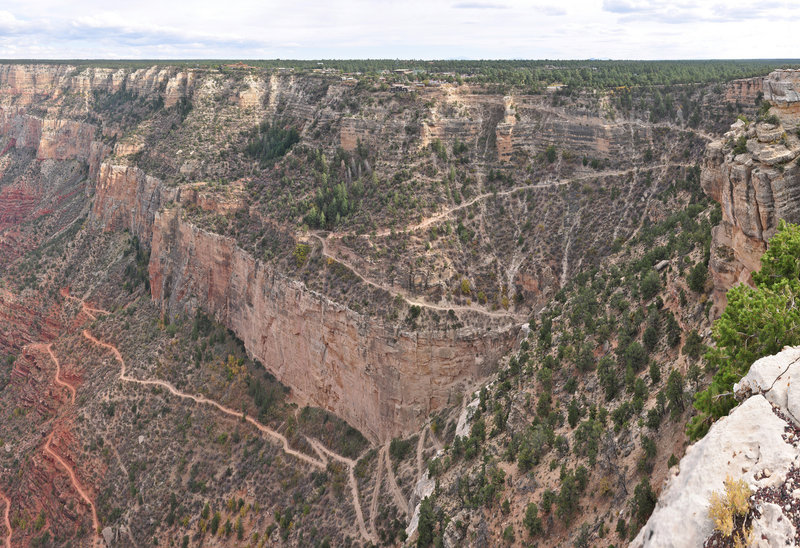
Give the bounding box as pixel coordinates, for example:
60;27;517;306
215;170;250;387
0;0;797;59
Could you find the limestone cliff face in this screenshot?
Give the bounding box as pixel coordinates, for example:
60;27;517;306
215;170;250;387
724;76;763;105
632;347;800;547
0;64;197;110
702;70;800;314
92;164;177;241
0;107;110;175
90;157;518;441
148;208;516;441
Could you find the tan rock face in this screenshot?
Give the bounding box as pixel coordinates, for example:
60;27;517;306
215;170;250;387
702;70;800;316
148;208;517;441
92;164;177;240
237;76;265;109
37;119;96;162
725;76;763;105
178;181;246;215
0;64;195;111
0;107;43;149
0;64;73;104
495;97;516;162
0;107;109;176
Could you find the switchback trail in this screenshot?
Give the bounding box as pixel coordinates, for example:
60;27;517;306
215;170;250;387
312;233;525;321
314;162;695;321
383;444;410;515
330;162;694;240
82;329;377;543
61;289;110;321
0;491;11;548
43;432;101;545
37;343;76;404
300;438;375;543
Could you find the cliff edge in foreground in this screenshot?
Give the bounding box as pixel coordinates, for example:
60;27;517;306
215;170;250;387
632;347;800;547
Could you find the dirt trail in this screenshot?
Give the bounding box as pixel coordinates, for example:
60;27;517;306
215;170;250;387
383;444;410;515
313;234;524;321
369;446;385;538
331;162;691;241
61;288;110;321
0;491;11;548
43;432;101;543
82;328;377;543
305;436;331;466
37;343;76;404
315;162;694;321
83;330;326;469
428;428;443;452
304;441;375;542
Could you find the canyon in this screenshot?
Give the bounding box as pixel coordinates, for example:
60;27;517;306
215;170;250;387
0;62;725;442
0;61;786;546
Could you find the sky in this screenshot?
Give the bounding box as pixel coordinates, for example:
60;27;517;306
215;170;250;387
0;0;799;60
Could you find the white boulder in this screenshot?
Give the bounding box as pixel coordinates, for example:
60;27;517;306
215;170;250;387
631;395;799;547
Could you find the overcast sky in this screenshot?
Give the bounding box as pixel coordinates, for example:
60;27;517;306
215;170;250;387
1;0;799;60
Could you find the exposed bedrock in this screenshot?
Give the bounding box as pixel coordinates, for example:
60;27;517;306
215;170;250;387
702;70;800;315
632;347;800;547
147;208;518;442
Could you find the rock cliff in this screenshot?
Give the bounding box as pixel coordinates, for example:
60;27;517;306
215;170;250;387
702;70;800;314
632;347;800;547
148;207;517;441
0;62;747;444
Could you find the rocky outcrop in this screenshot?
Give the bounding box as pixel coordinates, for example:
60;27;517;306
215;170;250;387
632;347;800;547
725;77;763;105
702;70;800;315
37;118;97;162
148;208;517;441
0;108;109;174
0;64;197;111
92;163;178;241
495;96;516;161
0;64;74;104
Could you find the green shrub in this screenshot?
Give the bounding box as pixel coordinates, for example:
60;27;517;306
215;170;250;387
246;121;300;166
523;502;543;536
687;262;708;292
732;135;748;155
389;437;413;461
690;222;800;438
640;270;661;300
631;478;657;527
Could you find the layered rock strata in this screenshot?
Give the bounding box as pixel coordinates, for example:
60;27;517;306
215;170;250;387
148;207;517;441
702;70;800;315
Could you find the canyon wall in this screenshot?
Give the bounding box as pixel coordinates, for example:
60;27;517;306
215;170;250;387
724;76;763;104
1;62;757;441
0;64;197;108
0;107;107;168
92;164;178;241
702;70;800;314
0;63;522;440
148;208;517;441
